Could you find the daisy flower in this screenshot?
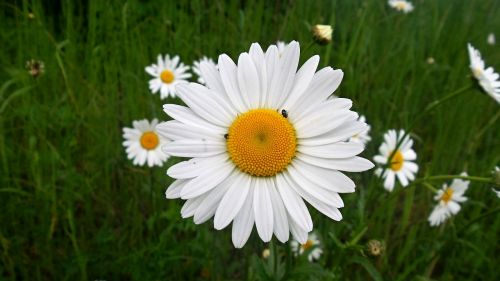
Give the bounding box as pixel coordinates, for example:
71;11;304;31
122;119;169;167
428;173;469;227
145;54;191;99
26;59;45;78
291;232;322;262
312;25;332;44
374;129;418;191
487;33;495;45
348;115;371;145
192;56;217;85
467;43;500;103
160;41;374;248
388;0;414;13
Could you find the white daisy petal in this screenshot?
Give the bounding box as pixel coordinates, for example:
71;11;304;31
277;173;313;231
232;187;255;248
165;180;188;199
238;53;261;109
253;179;274;242
163;139;226;158
267;178;290;243
214;172;251;230
218;54;249;112
180;161;234;199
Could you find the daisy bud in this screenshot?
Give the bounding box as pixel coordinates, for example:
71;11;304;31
25;59;45;78
426;57;435;64
366;239;385;257
28;13;35;19
487;33;495;45
262;248;270;259
312;24;332;45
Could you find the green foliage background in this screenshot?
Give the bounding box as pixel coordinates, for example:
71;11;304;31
0;0;499;280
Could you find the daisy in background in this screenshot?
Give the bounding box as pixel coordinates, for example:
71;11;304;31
428;173;469;227
145;54;191;99
492;166;500;198
192;56;217;85
160;41;373;248
374;129;418;191
467;43;500;103
291;232;322;262
348;115;371;146
123;119;169;167
388;0;414;13
312;25;332;44
487;33;495;45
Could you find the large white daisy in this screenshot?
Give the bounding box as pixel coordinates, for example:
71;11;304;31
467;43;500;103
348;115;371;146
145;54;191;99
290;232;323;262
374;129;418;191
388;0;414;13
159;41;373;248
192;56;217;85
122;119;169;167
428;173;469;227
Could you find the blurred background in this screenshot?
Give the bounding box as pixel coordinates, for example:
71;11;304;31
0;0;499;280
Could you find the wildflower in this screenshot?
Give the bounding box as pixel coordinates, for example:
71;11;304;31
388;0;414;13
312;25;332;44
348;115;371;146
192;56;217;85
374;130;418;191
487;33;495;45
262;248;270;259
428;173;469;226
145;54;191;99
25;59;45;78
291;232;322;262
161;41;373;248
366;239;385;257
467;43;500;103
122;119;169;167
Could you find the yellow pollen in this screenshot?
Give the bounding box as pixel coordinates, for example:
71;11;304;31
395;2;407;10
226;109;297;177
140;131;159;150
160;70;175;84
472;67;483;78
440;187;454;204
390;150;404;171
301;239;314;251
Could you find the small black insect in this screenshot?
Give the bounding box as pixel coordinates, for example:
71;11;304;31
224;134;229;139
281;109;288;118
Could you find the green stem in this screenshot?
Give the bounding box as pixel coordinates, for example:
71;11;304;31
422;182;438;193
413;175;494;185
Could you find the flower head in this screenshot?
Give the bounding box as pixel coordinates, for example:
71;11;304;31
145;54;191;99
192;56;217;85
26;59;45;77
160;41;373;248
388;0;414;13
487;33;495;45
291;232;322;262
467;43;500;103
374;129;418;191
428;173;469;227
122;119;169;167
348;115;371;146
312;25;332;45
366;239;385;257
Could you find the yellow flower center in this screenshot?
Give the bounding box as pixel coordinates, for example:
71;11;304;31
301;239;314;251
440;187;454;204
140;131;160;150
472;67;483;79
160;70;175;84
390;150;404;171
395;2;407;10
226;109;297;177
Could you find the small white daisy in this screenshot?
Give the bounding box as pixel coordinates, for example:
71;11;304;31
388;0;414;13
428;173;469;227
348;115;371;146
374;129;418;191
145;54;191;99
192;56;217;85
291;232;322;262
122;119;169;167
467;43;500;103
276;41;287;56
487;33;495;45
160;41;373;248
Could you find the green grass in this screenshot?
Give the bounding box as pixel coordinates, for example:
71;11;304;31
1;0;499;280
